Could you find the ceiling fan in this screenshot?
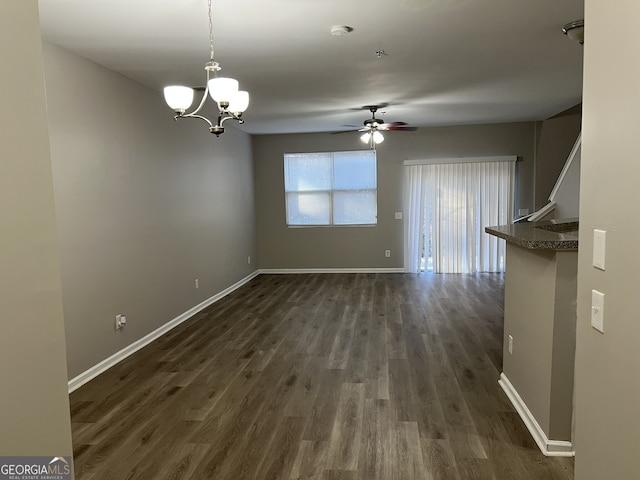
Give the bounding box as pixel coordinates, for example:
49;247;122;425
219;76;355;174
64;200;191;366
334;105;418;148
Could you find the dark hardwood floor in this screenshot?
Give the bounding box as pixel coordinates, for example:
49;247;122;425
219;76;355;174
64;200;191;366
69;273;574;479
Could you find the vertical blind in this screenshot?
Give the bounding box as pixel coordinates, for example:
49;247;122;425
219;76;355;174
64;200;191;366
404;158;515;273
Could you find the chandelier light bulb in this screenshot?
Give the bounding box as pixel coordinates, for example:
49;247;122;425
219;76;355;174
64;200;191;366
360;132;372;144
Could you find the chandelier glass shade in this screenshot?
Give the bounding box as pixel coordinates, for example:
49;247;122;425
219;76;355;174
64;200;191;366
227;90;250;113
163;0;249;136
207;77;238;103
163;86;195;113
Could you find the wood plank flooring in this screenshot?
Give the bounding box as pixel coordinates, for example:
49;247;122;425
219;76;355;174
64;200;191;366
69;273;574;480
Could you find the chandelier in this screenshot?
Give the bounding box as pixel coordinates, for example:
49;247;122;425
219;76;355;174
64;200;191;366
163;0;249;136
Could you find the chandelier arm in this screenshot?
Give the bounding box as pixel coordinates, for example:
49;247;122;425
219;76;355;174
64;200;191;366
218;113;242;126
175;113;214;129
186;86;210;117
184;66;213;117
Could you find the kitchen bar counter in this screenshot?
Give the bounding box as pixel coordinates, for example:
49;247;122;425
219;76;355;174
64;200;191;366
485;219;578;456
485;220;578;250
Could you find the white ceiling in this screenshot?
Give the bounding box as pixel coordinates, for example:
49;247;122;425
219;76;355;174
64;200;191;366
38;0;584;135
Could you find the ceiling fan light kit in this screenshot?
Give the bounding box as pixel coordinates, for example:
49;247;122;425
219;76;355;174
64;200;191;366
361;130;385;146
339;105;416;149
163;0;249;136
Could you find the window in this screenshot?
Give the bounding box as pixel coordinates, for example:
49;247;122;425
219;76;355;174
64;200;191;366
284;150;377;226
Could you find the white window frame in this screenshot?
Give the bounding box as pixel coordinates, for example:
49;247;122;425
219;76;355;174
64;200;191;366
284;150;377;227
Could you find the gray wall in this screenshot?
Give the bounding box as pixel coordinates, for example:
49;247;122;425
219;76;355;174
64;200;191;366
574;1;640;478
254;122;535;269
43;44;257;379
551;143;581;220
502;247;577;441
0;1;73;456
534;114;582;210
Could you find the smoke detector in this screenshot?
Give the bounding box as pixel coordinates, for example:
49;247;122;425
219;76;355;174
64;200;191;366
331;25;354;36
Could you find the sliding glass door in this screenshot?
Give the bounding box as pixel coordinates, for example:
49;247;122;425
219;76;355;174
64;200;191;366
404;157;514;273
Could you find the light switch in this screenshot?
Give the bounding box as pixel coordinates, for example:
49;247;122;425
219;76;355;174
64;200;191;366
593;229;606;270
394;211;403;220
591;289;605;333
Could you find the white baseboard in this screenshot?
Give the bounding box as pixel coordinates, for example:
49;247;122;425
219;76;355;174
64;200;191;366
259;268;405;274
498;373;575;457
67;270;260;393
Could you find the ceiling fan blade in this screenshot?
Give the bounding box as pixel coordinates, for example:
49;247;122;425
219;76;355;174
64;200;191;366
382;125;418;131
379;121;409;128
378;121;418;131
349;103;389;111
330;129;359;135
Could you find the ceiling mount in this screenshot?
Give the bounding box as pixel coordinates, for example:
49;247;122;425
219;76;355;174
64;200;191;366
363;105;384;127
562;19;584;45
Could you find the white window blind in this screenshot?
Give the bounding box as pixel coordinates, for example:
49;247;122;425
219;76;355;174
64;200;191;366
284;150;377;226
404;157;515;273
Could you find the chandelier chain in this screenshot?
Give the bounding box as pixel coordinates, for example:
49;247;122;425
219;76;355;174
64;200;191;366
208;0;214;62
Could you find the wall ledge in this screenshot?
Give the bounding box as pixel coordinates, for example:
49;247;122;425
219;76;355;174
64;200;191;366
499;373;575;457
68;270;260;393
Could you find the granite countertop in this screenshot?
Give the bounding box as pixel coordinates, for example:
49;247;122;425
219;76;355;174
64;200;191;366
485;220;579;250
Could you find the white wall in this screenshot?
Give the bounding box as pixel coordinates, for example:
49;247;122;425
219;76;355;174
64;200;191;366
574;1;640;478
43;43;257;379
0;1;73;456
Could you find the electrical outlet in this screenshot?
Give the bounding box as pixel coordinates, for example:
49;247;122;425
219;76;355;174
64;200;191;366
115;314;126;330
508;335;513;354
195;278;199;289
385;250;391;258
247;256;251;264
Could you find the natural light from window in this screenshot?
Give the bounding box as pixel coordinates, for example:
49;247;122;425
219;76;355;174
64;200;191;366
284;150;377;226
